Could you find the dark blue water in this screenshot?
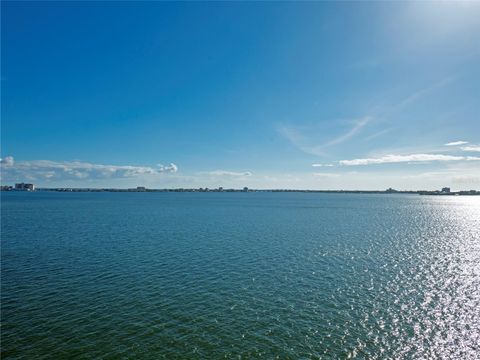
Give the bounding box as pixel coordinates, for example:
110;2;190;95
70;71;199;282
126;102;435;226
1;192;479;359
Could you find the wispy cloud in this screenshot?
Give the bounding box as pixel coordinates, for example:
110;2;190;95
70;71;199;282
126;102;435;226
339;153;480;166
157;163;178;172
204;170;252;177
461;145;480;152
313;172;340;178
0;156;178;181
452;175;480;186
279;76;453;158
278;116;372;156
394;76;455;111
0;156;14;166
359;77;458;145
322;117;372;147
363;128;393;142
277;125;315;154
445;140;469;146
312;164;334;167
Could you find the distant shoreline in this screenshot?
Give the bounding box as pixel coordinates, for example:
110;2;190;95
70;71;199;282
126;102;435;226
1;187;479;196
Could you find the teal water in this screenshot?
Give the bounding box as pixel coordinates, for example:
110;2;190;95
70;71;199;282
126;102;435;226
1;192;479;359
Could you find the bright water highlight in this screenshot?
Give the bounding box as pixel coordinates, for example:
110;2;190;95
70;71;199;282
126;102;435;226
1;192;479;358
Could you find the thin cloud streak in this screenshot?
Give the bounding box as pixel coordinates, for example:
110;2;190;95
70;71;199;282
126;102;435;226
393;76;456;112
445;140;469;146
322;117;372;148
278;116;372;156
363;128;393;142
339;153;480;166
204;170;252;177
279;77;453;157
461;146;480;152
313;173;340;178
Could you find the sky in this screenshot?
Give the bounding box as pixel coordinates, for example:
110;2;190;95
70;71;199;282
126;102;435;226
1;1;480;190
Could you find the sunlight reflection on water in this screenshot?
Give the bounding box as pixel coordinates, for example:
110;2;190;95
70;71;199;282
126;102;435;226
1;193;479;358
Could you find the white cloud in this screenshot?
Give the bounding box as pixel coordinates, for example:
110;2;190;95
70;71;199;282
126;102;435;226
0;157;178;181
312;164;334;167
313;172;340;178
0;156;14;166
206;170;252;177
339;153;480;166
461;145;480;152
157;163;178;172
445;140;469;146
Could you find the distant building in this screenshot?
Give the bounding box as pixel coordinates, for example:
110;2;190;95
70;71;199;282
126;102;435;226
14;183;35;191
441;187;451;193
136;186;146;192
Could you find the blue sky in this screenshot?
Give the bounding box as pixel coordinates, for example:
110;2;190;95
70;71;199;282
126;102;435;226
1;1;480;190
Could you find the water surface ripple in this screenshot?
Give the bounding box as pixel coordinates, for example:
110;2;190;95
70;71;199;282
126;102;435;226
1;192;479;358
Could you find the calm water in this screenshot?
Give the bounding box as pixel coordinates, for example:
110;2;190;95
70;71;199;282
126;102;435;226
1;192;479;359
